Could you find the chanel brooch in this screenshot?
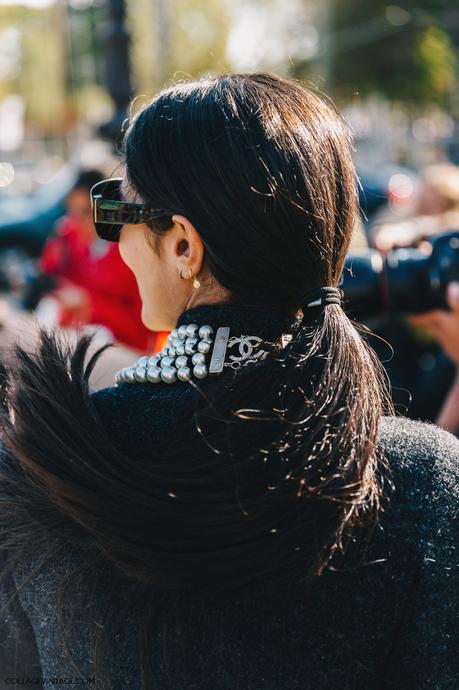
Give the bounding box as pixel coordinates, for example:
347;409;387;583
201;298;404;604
115;324;277;385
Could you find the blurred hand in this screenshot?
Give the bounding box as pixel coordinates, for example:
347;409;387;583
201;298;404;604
374;221;421;253
409;282;459;367
373;216;438;254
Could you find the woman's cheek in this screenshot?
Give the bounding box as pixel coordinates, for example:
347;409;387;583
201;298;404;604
118;229;134;270
119;225;147;272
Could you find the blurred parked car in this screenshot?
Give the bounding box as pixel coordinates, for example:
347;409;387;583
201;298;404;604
0;164;76;256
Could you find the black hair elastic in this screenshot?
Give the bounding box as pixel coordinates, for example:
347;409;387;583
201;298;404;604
302;287;343;309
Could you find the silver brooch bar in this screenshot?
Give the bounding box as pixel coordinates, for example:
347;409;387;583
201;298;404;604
209;327;230;374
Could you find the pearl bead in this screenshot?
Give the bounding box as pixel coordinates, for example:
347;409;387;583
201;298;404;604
193;363;208;379
175;342;185;356
191;352;205;365
177;366;192;382
186;324;199;337
161;366;177;383
137;355;148;367
134;366;147;383
124;368;136;383
198;325;213;339
160;355;175;368
160;347;169;357
146;366;161;383
170;328;178;340
172;338;182;349
185;337;198;355
197;339;212;354
115;370;123;384
168;347;176;357
178;325;188;340
148;355;160;367
175;355;188;369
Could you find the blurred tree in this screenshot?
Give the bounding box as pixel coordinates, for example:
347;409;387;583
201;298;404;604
169;0;231;78
68;2;105;89
225;0;320;77
0;5;66;134
128;0;231;97
0;0;231;138
325;0;458;107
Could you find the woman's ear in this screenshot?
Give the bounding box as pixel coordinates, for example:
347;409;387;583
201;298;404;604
172;214;205;278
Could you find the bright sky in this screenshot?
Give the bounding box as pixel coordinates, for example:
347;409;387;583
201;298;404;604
0;0;55;6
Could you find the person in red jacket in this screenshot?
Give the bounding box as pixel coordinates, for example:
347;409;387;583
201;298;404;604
38;170;169;353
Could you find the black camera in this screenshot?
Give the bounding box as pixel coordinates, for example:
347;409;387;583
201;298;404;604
341;230;459;318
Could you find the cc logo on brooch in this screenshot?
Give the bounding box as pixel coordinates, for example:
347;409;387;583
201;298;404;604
228;335;264;362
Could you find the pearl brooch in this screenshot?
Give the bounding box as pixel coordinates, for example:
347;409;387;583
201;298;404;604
114;323;271;386
115;323;215;386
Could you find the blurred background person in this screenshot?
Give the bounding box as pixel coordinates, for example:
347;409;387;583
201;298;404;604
32;169;168;353
373;163;459;252
410;281;459;434
0;169;169;390
363;162;459;434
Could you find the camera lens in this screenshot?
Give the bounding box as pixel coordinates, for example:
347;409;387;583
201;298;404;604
341;230;459;318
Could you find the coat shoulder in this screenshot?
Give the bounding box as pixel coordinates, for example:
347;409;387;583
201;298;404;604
90;382;199;456
377;416;459;557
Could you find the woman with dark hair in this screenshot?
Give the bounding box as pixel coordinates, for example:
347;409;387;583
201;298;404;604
0;73;458;689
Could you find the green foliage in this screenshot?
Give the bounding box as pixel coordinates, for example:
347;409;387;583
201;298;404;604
0;0;231;134
328;0;458;106
168;0;231;80
128;0;231;96
415;25;456;104
0;5;66;133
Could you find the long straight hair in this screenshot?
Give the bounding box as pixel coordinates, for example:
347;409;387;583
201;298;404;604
0;73;393;688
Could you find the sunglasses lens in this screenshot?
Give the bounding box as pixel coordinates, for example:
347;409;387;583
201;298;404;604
91;179;123;242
